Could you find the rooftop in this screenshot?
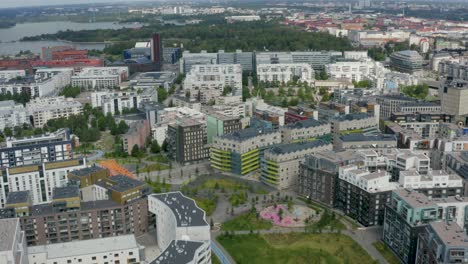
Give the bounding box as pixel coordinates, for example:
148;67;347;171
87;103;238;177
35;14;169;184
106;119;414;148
269;140;329;155
68;165;107;177
333;113;373;122
429;222;468;248
27;234;138;259
394;189;436;209
339;133;396;142
151;192;208;227
6;191;30;205
0;218;19;252
96;175;146;193
150;240;205;264
220;127;278;141
52;186;80;200
284;119;328;129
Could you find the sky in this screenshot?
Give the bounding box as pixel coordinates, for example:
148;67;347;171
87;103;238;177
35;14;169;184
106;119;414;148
0;0;137;8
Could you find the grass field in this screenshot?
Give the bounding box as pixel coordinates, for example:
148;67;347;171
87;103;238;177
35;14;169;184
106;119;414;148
373;241;400;264
194;197;217;216
138;163;170;173
222;211;273;231
218;233;376;264
146;154;170;163
212;253;221;264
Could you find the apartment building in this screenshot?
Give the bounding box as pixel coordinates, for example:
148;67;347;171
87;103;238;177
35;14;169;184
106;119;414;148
326;58;386;83
67;166;109;189
8;196;148;246
211;127;281;175
0;158;87;208
0;100;29;130
284;106;318;124
416;222;468;264
383;190;468;264
336;165;398;226
399;170;464;198
0;218;28;264
256;51;342;70
298;150;364;207
91;90;149;116
71;67;129;90
217;49;255;71
390;50;423;74
0;70;26;80
256;63;314;85
0;68;73;98
179;51;218;73
27;234;141;264
122;120;151;154
376;94;419;118
26;96;83;128
334;133;397;150
183;64;242;103
167;119;209;164
439;79;468;121
260;141;332;190
280;119;331;144
206;112;242;144
148;192;211;264
331;113;378;135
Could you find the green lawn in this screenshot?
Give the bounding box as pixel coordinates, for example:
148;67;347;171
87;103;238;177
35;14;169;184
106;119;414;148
146;180;171;193
218;233;376;264
202;178;248;190
194;197;217;216
146;154;169;163
212;253;221;264
373;241;400;264
222;211;273;231
138;163;170;173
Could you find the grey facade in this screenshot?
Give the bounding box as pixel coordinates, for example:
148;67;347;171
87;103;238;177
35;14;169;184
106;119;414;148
167;120;209;164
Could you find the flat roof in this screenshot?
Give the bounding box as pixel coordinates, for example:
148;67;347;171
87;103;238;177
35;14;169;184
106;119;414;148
96;175;146;192
150;240;205;264
27;234;138;259
269;140;329;155
285;119;328;129
52;186;80;200
68;165;107;177
6;191;29;205
339;133;396;142
394;189;437;209
0;218;19;252
333;113;373;122
220;127;278;141
430;222;468;248
151;192;208;227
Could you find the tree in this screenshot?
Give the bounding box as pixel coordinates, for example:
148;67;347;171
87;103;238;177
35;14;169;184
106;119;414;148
131;144;141;158
400;84;429;99
150;140;161;154
4;127;12;137
161;139;168;152
222;86;233;96
157;87;168;103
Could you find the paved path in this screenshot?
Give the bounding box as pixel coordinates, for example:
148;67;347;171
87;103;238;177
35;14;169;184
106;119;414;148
211;233;235;264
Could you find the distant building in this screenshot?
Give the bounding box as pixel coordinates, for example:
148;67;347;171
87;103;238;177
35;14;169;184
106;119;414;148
26;96;83;128
206;112;242;144
280;119;331;144
334;133;397;150
389;50;423;74
440;79;468;122
0;100;29;130
257;63;314;85
122;120;151;154
71;67;129;90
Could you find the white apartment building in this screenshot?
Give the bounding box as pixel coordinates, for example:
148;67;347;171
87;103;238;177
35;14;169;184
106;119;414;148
348;30;411;46
0;68;73;98
0;70;26;80
184;64;242;104
326;58;387;84
0;100;29;130
27;234;141;264
91;90;153;116
0;218;28;264
148;192;211;264
256;63;315;85
0;158;87;208
71;67;129;90
343;51;369;60
26;96;83;128
281;119;331;143
339;165;399;193
331;113;378;135
399;170;463;194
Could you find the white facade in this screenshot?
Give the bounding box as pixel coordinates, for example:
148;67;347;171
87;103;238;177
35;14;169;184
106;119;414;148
71;67;129;90
343;51;369;60
184;64;242;104
0;159;87;208
26;96;83;128
399;170;464;191
0;218;28;264
0;70;26;80
148;192;210;259
339;165;399;193
91;90;147;115
0;68;73;98
326;59;387;84
256;63;314;85
27;234;140;264
0;100;29;130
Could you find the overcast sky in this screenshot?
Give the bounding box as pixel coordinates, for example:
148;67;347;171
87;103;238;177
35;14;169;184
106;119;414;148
0;0;137;8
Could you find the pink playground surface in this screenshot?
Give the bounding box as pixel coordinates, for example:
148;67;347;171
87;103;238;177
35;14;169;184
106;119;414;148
259;204;317;227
